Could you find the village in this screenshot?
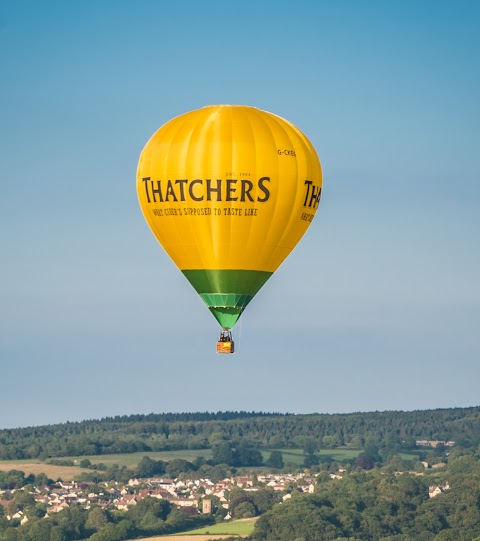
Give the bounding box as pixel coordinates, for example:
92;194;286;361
0;466;451;526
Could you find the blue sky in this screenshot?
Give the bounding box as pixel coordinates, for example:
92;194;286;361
1;0;479;429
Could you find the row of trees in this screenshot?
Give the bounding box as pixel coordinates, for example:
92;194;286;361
0;470;52;491
1;407;480;460
117;444;278;482
0;446;284;491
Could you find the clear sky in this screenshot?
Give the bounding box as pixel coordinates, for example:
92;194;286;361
1;0;479;429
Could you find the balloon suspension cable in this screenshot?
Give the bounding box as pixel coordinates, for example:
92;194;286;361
235;315;244;354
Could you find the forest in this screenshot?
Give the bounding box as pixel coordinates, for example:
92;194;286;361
252;450;480;541
1;407;480;460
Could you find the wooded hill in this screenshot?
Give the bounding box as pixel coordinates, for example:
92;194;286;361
1;407;480;460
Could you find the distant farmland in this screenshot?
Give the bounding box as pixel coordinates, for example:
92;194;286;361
73;448;213;467
0;449;214;480
0;461;87;481
0;447;419;481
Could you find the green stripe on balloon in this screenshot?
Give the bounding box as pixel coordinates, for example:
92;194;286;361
182;269;273;329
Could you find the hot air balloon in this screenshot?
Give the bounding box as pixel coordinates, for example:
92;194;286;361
137;105;322;353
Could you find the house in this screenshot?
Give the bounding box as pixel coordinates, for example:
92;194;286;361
235;476;253;487
157;478;176;490
429;486;443;498
429;483;450;498
7;511;24;521
150;489;173;500
170;496;199;508
34;494;50;505
416;440;455;448
49;502;70;513
114;495;139;511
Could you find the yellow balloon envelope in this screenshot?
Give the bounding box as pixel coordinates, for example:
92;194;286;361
137;105;322;330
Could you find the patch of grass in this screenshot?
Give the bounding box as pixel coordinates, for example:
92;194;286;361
398;451;423;461
319;449;363;461
263;448;362;466
137;533;238;541
264;448;421;466
174;518;257;536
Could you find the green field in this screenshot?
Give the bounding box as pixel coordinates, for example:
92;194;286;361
262;448;420;466
173;518;257;536
262;448;362;466
69;449;213;468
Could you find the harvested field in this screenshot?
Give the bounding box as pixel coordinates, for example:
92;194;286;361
0;462;87;481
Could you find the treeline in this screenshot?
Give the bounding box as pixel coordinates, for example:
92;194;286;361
74;444;264;485
0;470;52;490
251;450;480;540
1;407;480;460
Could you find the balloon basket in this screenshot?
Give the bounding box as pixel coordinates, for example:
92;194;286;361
217;330;234;354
